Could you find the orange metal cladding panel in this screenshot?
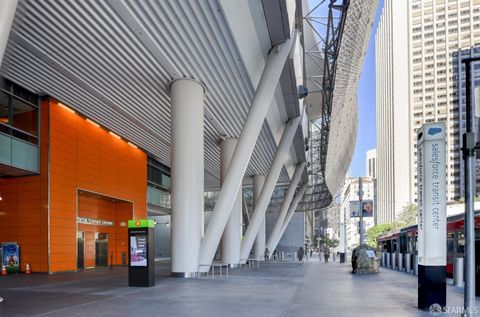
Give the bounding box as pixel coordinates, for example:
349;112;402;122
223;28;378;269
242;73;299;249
84;231;96;268
0;100;49;272
114;201;133;264
48;99;147;272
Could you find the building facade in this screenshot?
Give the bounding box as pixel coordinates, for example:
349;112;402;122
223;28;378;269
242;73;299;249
375;0;411;224
376;0;480;224
0;85;147;272
366;148;377;178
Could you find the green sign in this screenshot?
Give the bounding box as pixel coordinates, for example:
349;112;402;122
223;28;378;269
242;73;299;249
128;219;155;228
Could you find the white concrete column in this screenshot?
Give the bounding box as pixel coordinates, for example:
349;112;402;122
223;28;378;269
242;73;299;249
266;163;306;253
198;36;295;270
169;78;205;277
0;0;17;67
221;138;242;267
272;183;308;252
253;175;266;260
239;117;301;261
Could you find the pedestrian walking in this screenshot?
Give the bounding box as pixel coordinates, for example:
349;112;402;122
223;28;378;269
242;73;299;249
297;247;305;264
264;247;270;261
324;247;330;263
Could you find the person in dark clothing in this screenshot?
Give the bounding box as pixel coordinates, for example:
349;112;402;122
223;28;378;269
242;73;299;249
324;247;330;263
297;247;305;264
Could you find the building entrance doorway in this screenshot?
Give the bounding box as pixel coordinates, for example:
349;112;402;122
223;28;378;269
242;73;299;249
76;189;133;269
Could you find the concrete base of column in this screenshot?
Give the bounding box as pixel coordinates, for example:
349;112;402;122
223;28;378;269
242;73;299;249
171;272;199;278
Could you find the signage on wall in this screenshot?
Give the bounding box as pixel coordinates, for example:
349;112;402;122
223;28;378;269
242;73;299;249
77;217;114;227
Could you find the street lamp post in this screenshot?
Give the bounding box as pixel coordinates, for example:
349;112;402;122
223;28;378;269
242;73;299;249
461;57;480;316
359;177;364;245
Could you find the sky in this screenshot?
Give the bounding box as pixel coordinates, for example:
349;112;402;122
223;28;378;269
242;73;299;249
348;0;385;177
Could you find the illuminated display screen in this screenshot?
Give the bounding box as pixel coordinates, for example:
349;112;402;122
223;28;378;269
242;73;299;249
130;235;147;267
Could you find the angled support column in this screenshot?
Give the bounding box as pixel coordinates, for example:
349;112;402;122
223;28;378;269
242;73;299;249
221;138;241;267
198;36;294;271
0;0;18;66
169;78;205;277
266;162;306;253
253;175;266;260
271;183;308;253
239;117;301;262
242;193;250;227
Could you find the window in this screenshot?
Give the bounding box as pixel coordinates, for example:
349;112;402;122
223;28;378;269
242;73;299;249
147;158;171;190
0;84;39;145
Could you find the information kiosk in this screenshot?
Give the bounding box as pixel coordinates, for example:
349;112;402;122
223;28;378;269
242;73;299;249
128;220;155;287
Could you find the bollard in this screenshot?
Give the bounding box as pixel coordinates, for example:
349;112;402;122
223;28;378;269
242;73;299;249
405;254;411;273
398;253;403;271
413;255;418;275
381;252;386;267
454;257;464;287
386;253;391;268
391;253;396;270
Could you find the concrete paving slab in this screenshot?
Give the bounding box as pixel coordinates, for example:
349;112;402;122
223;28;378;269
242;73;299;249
0;260;478;316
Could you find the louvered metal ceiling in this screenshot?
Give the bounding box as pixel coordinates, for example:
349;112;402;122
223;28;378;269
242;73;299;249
0;0;293;189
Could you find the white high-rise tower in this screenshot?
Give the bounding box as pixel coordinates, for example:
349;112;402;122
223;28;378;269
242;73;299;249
376;0;480;224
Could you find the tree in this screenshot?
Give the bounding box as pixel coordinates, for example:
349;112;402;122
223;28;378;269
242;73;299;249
310;234;320;248
365;223;394;248
397;203;418;227
319;236;339;249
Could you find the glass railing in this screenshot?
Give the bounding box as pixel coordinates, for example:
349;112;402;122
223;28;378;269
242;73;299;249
147;186;171;209
0;131;39;173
